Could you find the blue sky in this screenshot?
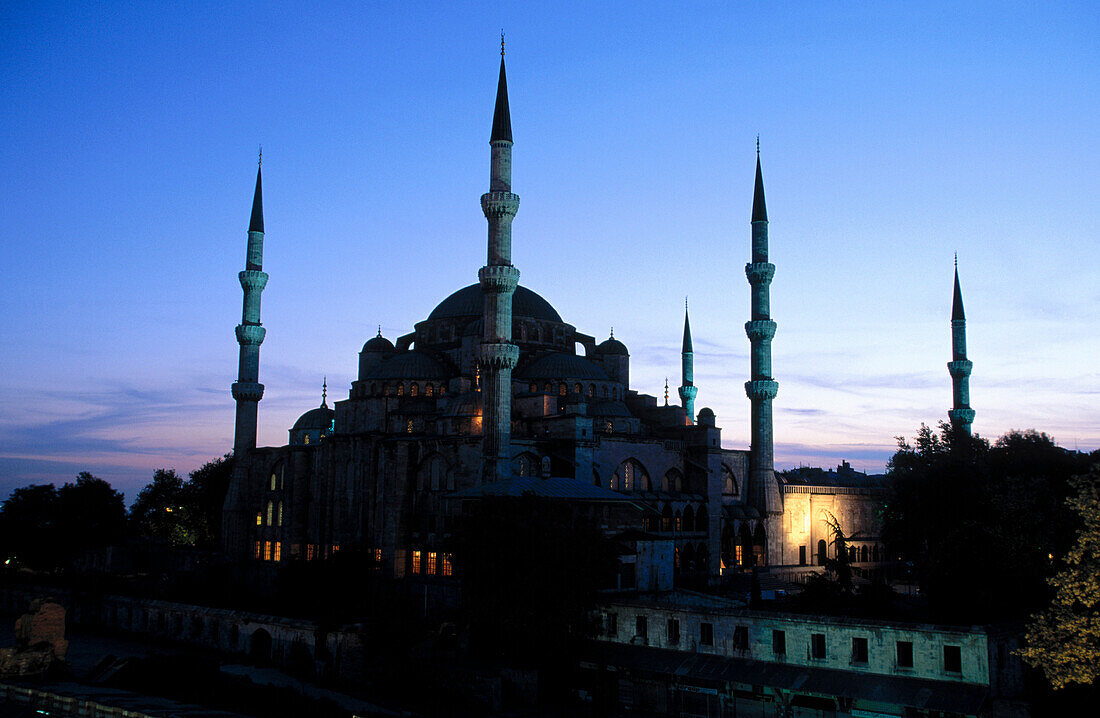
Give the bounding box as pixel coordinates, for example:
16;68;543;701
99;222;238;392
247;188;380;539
2;1;1097;502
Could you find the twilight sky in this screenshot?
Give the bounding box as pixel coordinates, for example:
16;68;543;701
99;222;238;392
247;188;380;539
1;1;1097;503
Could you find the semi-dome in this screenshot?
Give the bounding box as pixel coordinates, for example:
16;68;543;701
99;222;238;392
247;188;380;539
363;351;449;380
428;284;563;323
293;405;335;431
518;352;609;381
596;337;629;355
362;332;395;353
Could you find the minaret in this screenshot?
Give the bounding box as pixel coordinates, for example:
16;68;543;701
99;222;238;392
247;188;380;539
947;256;975;434
232;155;268;454
479;37;521;481
678;299;698;422
744;143;782;518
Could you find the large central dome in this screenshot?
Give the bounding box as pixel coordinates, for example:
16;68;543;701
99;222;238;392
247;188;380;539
427;284;563;323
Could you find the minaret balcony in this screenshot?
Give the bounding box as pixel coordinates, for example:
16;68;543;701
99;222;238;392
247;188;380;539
232;381;265;402
745;262;775;285
678;386;698;401
479;342;520;370
481;191;520;218
235;324;267;346
478;265;521;294
949;407;976;424
947;360;973;378
744;320;777;342
744;380;779;401
239;270;269;292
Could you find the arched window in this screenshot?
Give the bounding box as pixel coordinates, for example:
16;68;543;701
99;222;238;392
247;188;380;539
683;505;695;532
601;386;608;398
558;383;567;396
605;421;613;434
425;384;434;397
265;501;274;526
397;383;404;396
817;539;828;565
529;382;538;393
860;545;869;562
664;469;683;494
439;385;446;396
383;384;392;396
849;545;857;562
661;505;673;532
277;501;284;527
722;465;737;495
675;510;682;532
610;473;620;491
406;419;414;433
587;384;595;397
544;382;552;393
574;382;582;394
410;383;419;397
618;459;650;493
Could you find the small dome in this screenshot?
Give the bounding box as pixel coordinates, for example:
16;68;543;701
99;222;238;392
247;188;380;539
363;351;449;380
428;284;563;323
698;407;715;417
596;337;629;356
518;352;609;381
363;333;395;353
293;405;334;431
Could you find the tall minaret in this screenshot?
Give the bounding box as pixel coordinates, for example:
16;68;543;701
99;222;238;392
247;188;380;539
232;156;268;454
947;256;975;434
479;38;521;481
744;144;782;519
678;299;698;422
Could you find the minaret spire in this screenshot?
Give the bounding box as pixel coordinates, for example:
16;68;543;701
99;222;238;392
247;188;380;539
321;377;328;409
232;157;268;454
948;258;975;434
479;44;521;481
678;298;698;423
744;144;782;536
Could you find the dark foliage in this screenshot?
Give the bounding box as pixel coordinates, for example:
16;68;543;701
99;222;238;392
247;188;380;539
129;455;232;549
883;422;1098;622
452;494;618;668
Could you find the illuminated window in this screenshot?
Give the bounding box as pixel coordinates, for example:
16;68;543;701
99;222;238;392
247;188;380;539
803;513;810;533
406;419;414;433
303;434;310;444
410;383;419;397
735;545;743;565
411;550;421;574
384;384;392;396
254;541;261;559
273;542;282;562
255;512;262;526
269;473;276;491
263;541;272;561
332;544;340;554
306;544;316;561
605;421;613;434
397;383;404;396
587;384;595;397
425;384;434;397
439;385;446;396
374;548;382;562
266;501;274;526
675;511;682;532
277;501;284;527
558;383;567;396
442;553;453;576
427;552;437;575
574;382;582;394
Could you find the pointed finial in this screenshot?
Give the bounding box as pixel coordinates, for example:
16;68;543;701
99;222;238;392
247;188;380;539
321;377;328;408
685;295;689;311
258;145;262;167
664;377;670;405
756;135;760;157
954;252;958;269
501;30;505;57
610;327;614;339
377;324;382;338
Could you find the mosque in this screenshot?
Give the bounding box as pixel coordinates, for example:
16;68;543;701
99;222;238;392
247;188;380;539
220;50;974;582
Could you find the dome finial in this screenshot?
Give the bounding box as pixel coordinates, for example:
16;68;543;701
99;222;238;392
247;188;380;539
954;251;958;269
377;324;382;338
610;326;614;339
321;377;328;408
664;377;669;406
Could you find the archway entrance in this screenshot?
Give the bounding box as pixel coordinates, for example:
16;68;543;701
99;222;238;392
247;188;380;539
249;628;272;663
817;539;828;565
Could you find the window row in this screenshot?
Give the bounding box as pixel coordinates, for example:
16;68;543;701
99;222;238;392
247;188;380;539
526;382;623;400
610;614;965;675
409;550;454;577
252;542;340;562
373;382;447;397
255;500;284;527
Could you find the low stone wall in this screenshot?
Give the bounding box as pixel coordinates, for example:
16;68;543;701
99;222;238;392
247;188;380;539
0;586;365;683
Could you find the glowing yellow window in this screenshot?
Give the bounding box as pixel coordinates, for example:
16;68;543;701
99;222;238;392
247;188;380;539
442;553;453;577
427;552;437;575
735;545;744;565
269;474;276;491
255;512;262;526
263;541;272;561
306;544;315;561
254;541;261;559
374;548;382;562
266;501;274;526
411;550;421;574
273;542;282;562
332;544;340;554
277;501;284;527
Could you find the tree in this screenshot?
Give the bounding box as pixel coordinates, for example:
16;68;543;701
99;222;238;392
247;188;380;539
883;422;1097;622
0;484;60;569
1021;465;1100;689
130;469;195;545
185;454;232;550
452;495;618;668
58;472;127;557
